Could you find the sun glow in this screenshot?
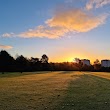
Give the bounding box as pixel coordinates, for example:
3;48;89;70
49;52;96;63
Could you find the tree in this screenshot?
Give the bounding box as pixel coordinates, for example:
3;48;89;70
16;55;29;72
41;54;49;63
30;57;39;64
40;54;49;70
94;59;100;65
29;57;42;71
74;58;80;63
74;58;83;71
0;50;15;73
93;59;101;71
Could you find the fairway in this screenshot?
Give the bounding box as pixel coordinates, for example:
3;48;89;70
0;72;110;110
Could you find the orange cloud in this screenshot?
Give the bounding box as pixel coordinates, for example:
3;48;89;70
0;44;13;49
19;9;108;39
46;9;107;32
19;26;68;39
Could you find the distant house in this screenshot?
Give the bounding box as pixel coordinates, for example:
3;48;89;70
101;60;110;67
81;59;91;66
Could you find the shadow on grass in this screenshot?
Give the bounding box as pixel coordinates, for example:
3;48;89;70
0;71;53;78
54;74;110;110
59;71;76;74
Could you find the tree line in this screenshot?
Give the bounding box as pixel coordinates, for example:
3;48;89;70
0;50;50;73
0;50;110;73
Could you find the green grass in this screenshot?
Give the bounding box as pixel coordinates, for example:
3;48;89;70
0;71;110;110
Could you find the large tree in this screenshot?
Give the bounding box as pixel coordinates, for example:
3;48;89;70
16;55;29;72
40;54;49;70
0;50;15;73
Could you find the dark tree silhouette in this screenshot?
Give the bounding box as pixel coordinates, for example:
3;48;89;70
74;58;83;71
16;55;29;73
41;54;49;63
93;59;101;71
29;57;42;71
0;50;15;73
40;54;49;70
0;50;109;72
94;59;100;65
30;57;39;64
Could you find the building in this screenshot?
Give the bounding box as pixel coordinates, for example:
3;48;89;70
81;59;91;66
101;60;110;67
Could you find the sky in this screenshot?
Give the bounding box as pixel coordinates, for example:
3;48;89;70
0;0;110;63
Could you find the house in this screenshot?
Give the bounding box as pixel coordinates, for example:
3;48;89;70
101;60;110;67
81;59;91;66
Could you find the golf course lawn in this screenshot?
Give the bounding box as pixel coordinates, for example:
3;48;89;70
0;71;110;110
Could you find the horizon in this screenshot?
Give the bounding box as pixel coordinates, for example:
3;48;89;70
0;0;110;63
1;49;110;65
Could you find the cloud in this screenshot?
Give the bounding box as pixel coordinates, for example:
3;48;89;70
86;0;110;10
0;44;13;49
1;33;15;37
19;9;108;39
19;26;68;39
46;9;107;32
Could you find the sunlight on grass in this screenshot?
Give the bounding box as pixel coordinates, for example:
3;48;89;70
0;71;110;110
89;72;110;80
0;71;81;110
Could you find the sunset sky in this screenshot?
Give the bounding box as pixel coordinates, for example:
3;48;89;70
0;0;110;63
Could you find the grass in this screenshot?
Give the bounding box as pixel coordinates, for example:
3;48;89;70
0;71;110;110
